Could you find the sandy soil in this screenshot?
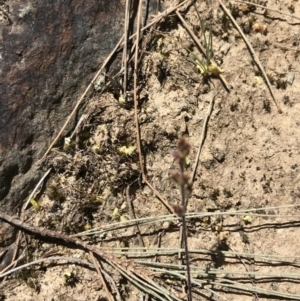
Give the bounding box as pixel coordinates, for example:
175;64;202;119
2;0;300;300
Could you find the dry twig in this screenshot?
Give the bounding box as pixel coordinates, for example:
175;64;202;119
3;168;52;282
0;211;181;300
90;251;114;301
101;269;122;301
126;0;190;46
123;0;131;94
133;0;144;176
126;185;145;248
0;211;135;273
219;0;282;113
131;0;174;214
0;256;95;279
191;93;216;184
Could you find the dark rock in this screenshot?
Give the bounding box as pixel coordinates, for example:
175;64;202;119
0;0;127;213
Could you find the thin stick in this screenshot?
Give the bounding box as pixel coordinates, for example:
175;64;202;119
0;256;95;278
228;246;259;301
108;261;181;301
131;0;173;214
0;211;132;272
126;185;145;248
101;269;122;301
124;0;190;50
143;177;174;213
178;226;185;295
70;114;88;139
0;211;173;298
218;0;282;113
75;204;299;238
90;251;114;301
112;1;190;73
116;0;189;69
175;11;230;92
23;168;52;211
133;0;144;175
39;35;124;162
140;260;300;278
191;93;216;184
0;210;184;301
0;251;25;275
123;0;130;94
104;245;300;266
179;225;193;299
179;162;192;301
234;0;300;22
5;168;52;281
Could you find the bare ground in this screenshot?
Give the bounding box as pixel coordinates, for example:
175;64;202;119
1;0;300;300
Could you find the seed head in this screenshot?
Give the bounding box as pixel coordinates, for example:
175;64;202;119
173;204;184;217
177;138;191;158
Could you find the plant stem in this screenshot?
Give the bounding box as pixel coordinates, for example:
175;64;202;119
182;215;193;301
180;179;193;301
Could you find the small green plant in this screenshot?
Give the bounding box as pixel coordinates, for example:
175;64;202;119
47;181;66;204
17;267;41;292
153;2;224;80
191;1;224;77
172;138;193;301
62;268;79;287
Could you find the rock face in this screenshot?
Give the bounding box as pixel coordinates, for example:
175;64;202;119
0;0;125;213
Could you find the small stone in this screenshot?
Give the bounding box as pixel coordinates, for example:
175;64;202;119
286;72;295;85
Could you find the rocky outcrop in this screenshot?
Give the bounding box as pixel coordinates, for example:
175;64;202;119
0;0;125;213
